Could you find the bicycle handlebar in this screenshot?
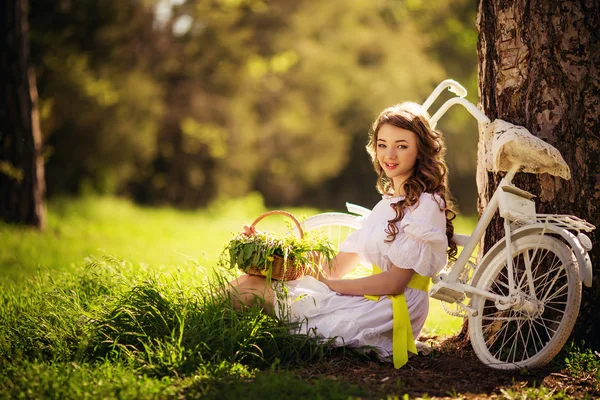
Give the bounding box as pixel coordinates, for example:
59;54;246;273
421;79;467;111
429;97;491;129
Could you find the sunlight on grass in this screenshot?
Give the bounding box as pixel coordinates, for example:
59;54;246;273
422;299;464;337
0;193;318;282
14;195;596;399
421;211;478;338
1;194;474;339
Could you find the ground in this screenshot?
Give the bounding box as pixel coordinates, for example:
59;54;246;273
296;335;599;399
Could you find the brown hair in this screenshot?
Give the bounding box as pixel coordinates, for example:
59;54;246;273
366;102;457;261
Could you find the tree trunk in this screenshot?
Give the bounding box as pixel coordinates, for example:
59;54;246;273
476;0;600;348
0;0;46;229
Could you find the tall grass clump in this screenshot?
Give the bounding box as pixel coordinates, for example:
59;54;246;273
0;259;122;364
1;254;333;383
1;195;480;398
90;269;332;377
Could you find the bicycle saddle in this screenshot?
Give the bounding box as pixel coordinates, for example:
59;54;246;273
485;119;571;180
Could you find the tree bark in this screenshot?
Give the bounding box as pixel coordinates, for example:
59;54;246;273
0;0;46;229
476;0;600;347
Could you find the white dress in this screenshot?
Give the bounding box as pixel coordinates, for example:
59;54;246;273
274;192;449;360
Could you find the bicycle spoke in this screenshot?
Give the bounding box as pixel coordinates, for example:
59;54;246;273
527;317;544;356
515;251;531;289
543;281;569;304
518;321;531;361
537;253;562;280
488;311;520;360
523;248;560;302
509;323;520;363
509;316;528;362
483;310;508;343
542;274;568;303
482;315;529;321
533;262;563;294
528;318;541;356
532;315;559;336
523;250;539;301
532;269;552;292
491;328;508;359
530;247;551;276
538;314;563;326
531;250;560;296
494;318;517;359
537;262;564;293
545;299;568;304
472;235;581;369
527;235;546;270
543;303;568;316
490;268;510;293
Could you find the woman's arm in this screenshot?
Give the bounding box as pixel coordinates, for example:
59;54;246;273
325;252;361;279
319;266;414;296
307;251;361;280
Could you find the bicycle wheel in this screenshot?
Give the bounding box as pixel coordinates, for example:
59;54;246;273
469;235;581;370
302;212;370;278
302;212;362;250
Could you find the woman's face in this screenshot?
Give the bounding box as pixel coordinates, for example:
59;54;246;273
376;123;419;193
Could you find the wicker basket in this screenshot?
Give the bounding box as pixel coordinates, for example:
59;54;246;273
244;210;305;281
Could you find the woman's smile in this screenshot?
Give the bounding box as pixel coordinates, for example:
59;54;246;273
376;124;419;192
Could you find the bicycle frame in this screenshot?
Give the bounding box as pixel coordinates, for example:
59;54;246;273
432;170;594;316
344;162;537;307
345;78;595;313
432;168;528;305
421;79;467;111
333;79;596;369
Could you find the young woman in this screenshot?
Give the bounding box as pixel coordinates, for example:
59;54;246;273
229;102;457;368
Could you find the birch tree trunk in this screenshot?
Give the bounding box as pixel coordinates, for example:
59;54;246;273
0;0;46;229
477;0;600;347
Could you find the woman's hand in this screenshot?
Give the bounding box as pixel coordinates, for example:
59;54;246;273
316;267;415;296
305;251;359;290
316;270;330;286
307;253;332;287
304;250;326;279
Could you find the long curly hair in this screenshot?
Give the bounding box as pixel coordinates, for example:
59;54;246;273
366;102;457;261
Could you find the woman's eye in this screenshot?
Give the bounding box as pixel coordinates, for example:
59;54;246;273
377;144;386;148
398;145;407;149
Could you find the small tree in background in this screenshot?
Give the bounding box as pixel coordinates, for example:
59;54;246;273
0;0;46;229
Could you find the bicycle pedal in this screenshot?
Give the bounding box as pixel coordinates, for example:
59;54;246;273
429;282;464;303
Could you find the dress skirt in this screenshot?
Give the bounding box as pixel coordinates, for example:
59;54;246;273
274;276;429;359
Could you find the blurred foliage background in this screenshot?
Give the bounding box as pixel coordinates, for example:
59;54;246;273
30;0;479;214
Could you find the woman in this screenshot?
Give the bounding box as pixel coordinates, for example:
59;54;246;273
229;102;457;368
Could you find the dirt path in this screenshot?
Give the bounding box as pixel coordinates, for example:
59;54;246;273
299;337;598;399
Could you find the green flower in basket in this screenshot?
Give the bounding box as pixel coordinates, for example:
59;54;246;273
218;211;336;281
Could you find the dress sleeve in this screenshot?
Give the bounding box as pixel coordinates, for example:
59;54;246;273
386;194;448;277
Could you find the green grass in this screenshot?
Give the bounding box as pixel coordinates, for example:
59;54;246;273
0;195;467;335
498;384;572;400
0;255;338;398
0;195;473;398
561;342;600;384
0;192;304;282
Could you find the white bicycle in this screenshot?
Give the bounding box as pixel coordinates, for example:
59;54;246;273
301;80;596;370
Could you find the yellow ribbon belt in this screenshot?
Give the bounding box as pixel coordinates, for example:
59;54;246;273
364;265;431;369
